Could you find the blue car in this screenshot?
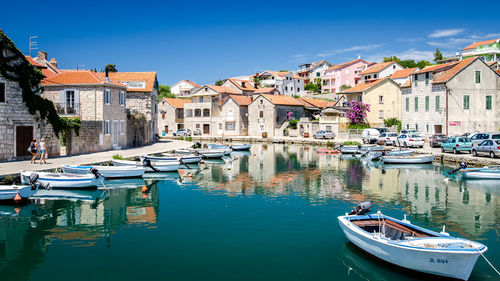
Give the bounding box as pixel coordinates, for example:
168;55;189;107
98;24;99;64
441;136;472;154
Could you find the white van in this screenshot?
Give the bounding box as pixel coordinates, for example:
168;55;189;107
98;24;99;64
362;128;388;144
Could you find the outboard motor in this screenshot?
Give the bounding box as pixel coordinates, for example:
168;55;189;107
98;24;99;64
349;201;372;215
28;173;40;185
142;158;159;172
90;167;104;179
448;162;467;175
28;173;51;189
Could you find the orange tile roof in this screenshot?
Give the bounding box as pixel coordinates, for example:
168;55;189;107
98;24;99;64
463;38;500;50
185;80;202;88
162;98;191;108
414;61;458;74
360;61;397;75
432;57;477;84
299;98;332;109
225;94;252;106
42;71;126;87
390;67;418;79
327;58;367;71
226;78;259;91
342;78;387;93
253;87;278;94
25;56;43;68
259;94;303;106
206;85;240;94
97;72;157;92
497;70;500;75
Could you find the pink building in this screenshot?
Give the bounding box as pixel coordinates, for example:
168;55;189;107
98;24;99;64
321;58;368;93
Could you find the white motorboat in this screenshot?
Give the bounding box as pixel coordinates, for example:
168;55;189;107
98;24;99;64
20;171;99;189
112;159;180;172
460;166;500;180
367;149;414;161
159;153;202;164
340;146;362;154
0;185;37;201
207;144;232;155
230;143;252;151
381;154;435;164
194;149;225;158
338;204;487;280
141;155;180;162
174;149;194;154
61;165;145;179
31;189;108;201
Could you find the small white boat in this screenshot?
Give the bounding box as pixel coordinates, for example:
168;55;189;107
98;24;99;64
338;208;487;280
460;166;500;180
194;149;225;158
20;171;99;189
31;189;108;201
61;165;145;179
174;149;194;154
0;185;37;201
341;146;362;154
159;153;202;164
381;154;435;164
112;159;180;172
141;155;180;162
207;144;232;155
230;143;251;151
367;149;414;161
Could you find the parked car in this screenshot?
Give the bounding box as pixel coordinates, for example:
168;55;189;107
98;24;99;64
313;130;334;139
441;136;472;154
173;129;191;136
378;132;398;145
362;128;381;144
400;129;419;135
429;134;447;148
470;132;500;148
472;139;500;158
396;134;425;148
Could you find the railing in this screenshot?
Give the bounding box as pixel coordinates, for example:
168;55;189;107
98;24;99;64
55;103;80;115
337;129;363;139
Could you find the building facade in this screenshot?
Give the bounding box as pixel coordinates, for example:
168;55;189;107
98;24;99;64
361;61;403;82
221;95;252;136
158;98;191;135
462;38;500;63
257;71;305;97
321;58;368;93
297;60;334;84
171;80;201;97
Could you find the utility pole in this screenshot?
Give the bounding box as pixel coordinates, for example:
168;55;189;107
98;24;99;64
29;36;38;57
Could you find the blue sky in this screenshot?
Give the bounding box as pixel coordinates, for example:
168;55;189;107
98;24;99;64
2;0;499;85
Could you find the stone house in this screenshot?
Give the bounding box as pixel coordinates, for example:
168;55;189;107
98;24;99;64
257;71;306;97
248;94;304;137
342;77;402;127
297;60;334;84
401;56;500;136
171;80;201;97
221;95;252;136
102;72;159;146
321;58;368;93
42;71;128;153
184;85;240;136
222;78;260;95
158;98;191;135
361;61;403;82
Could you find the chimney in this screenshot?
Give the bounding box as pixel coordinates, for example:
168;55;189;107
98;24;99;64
105;69;110;82
37;51;47;61
49;58;58;69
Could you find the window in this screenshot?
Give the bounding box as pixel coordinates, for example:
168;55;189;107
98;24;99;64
259;124;265;132
425;96;429;111
196;124;200;128
475;71;481;83
119;91;126;106
316;72;320;77
435;96;440;110
120;120;125;135
0;82;5;102
425;72;430;85
260;99;263;104
379;96;383;104
227;108;233;116
374;74;378;79
414;74;418;86
291;87;293;91
104;120;110;135
486;95;492;110
65;90;75;109
426;124;429;132
415;124;418;131
199;96;204;102
393;65;396;69
226;122;235;130
297;88;300;92
405;97;409;112
104;89;111;104
259;111;264;118
195;109;201;117
406;123;409;129
379;110;384;119
463;95;470;109
203;109;210;117
285;86;288;91
414;97;418;111
218;123;222;129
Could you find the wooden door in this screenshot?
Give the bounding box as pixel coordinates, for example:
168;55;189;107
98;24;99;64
434;125;442;134
16;126;33;157
203;124;210;134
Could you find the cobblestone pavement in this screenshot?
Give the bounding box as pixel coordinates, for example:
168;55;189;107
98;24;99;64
0;140;193;176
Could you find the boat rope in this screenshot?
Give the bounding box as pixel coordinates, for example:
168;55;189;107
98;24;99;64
476;247;500;276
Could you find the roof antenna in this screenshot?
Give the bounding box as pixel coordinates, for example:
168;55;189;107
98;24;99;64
29;36;38;57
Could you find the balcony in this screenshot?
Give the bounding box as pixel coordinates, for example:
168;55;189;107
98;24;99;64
55;103;80;116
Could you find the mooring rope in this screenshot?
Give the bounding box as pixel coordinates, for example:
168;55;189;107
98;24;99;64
476;247;500;276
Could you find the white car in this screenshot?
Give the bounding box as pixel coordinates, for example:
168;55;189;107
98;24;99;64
313;130;334;139
396;134;425;148
378;132;399;146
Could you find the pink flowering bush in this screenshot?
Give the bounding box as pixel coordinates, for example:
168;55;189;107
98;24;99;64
346;101;370;125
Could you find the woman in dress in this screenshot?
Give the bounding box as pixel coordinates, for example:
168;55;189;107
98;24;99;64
39;138;47;164
29;138;37;164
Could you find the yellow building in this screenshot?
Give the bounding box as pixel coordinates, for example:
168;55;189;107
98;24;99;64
342;77;401;127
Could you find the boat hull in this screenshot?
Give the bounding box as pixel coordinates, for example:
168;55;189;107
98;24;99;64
61;165;145;178
338;216;484;280
0;185;36;201
461;169;500;179
161;154;202;164
231;144;251;151
20;171;99;189
382;155;434;164
111;159;179;172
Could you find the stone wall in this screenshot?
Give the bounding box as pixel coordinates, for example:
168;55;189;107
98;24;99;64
65;121;103;155
126;90;157;144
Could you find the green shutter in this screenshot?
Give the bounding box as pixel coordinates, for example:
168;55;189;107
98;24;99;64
463;95;470;109
475;71;481;83
406;97;409;111
414;97;418;111
486;95;492;110
435;96;440;110
425;96;429;111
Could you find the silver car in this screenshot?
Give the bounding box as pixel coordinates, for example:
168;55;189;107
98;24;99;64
313;130;334;139
472;139;500;158
470;132;500;149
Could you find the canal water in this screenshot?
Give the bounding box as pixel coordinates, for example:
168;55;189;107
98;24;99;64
1;144;498;281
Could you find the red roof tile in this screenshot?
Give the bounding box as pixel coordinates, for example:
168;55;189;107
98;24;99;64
390;67;418;79
162;98;191;108
42;71;126;87
97;72;157;92
326;58;367;71
259;94;303;106
360;61;397;75
343;78;388;93
414;62;458;74
463;38;500;50
225;95;252;106
432;57;477;84
25;56;43;68
185;80;202;88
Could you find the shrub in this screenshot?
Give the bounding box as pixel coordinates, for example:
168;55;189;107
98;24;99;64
288;119;298;129
326;141;333;148
112;154;124;160
346;101;370;125
186;136;192;141
179;136;184;140
347;123;370;129
343;141;361;146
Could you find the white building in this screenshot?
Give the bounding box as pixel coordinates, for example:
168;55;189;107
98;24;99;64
171;80;202;97
361;61;403;82
257;71;305;97
296;60;334;84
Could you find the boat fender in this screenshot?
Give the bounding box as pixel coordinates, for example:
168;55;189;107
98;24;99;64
141;186;148;193
14;192;22;203
349;201;372;215
142;158;159;172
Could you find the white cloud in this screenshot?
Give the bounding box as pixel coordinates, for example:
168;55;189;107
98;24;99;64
429;29;465;38
396;38;423;43
485;33;500;38
317;44;383;58
290;54;307;64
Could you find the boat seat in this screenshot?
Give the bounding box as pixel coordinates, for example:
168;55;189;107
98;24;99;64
382;226;405;240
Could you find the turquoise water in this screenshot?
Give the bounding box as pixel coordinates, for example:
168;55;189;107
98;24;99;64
0;144;499;281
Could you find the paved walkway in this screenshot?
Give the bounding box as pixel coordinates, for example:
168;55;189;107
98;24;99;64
0;140;193;176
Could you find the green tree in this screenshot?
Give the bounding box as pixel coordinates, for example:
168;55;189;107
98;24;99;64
383;56;431;70
416;60;431;69
253;76;263;86
157;84;176;101
304;78;322;93
215;79;225;86
104;64;117;72
340;84;351;91
433;48;444;62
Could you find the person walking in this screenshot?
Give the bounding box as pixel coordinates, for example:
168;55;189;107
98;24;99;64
29;138;37;164
39;138;47;164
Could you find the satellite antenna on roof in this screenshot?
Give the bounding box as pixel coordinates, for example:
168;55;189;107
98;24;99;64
29;36;38;57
